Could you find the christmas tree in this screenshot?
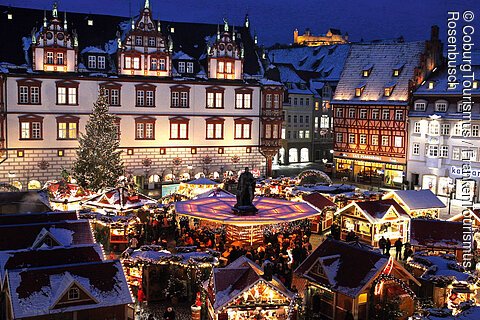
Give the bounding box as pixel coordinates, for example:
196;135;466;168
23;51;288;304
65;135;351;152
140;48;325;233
72;90;124;191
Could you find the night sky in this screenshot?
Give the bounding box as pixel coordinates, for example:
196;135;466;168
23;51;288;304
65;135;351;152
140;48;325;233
1;0;478;46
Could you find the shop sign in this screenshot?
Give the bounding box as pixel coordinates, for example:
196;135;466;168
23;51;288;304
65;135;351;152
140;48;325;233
334;151;406;164
450;166;480;178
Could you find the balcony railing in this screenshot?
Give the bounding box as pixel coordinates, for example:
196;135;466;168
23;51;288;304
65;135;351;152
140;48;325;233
261;138;281;148
262;109;283;118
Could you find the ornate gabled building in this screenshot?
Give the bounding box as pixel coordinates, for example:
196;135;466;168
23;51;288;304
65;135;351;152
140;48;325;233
208;20;244;80
31;3;78;73
117;0;172;77
0;2;283;189
332;27;442;188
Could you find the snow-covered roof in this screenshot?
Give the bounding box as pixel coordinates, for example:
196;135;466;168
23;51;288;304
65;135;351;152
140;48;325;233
410;219;463;250
84;187;158;213
338;199;410;224
407;253;473;285
6;260;132;318
193;188;234;199
333;41;426;104
172;50;195;60
383;189;446;210
295;238;389;298
268;44;350;81
186;177;219;185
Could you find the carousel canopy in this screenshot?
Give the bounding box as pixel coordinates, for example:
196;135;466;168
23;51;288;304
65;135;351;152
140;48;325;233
175;196;320;226
187;177;219;185
193;188;234;199
83;187;158;213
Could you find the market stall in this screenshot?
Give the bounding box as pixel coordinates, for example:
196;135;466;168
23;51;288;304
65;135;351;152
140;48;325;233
122;245;219;301
44;180;93;211
175;196;320;246
83;186;158;215
176;178;224;199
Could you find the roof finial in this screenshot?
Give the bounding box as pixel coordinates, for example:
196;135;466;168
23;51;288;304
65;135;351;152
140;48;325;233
232;25;236;41
43;10;47;27
245;14;249;28
254;30;258;45
144;0;150;9
223;17;229;32
52;2;58;18
157;20;161;32
63;11;67;30
131;18;135;30
217;24;220;40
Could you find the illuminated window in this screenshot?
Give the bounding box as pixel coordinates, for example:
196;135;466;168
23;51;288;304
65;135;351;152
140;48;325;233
394;136;403;147
170;117;189;140
56;81;78;105
395;110;403;121
355;84;365;97
46;52;54;64
19;116;43;140
384;85;395;97
360;134;367;144
135;117;156;140
218;61;224;73
371;135;378;145
206;87;224;108
56;116;79;140
429;122;439;135
428;81;435;89
206;118;224;139
359;109;367;119
372;109;379;119
382;136;389;146
358;293;367;304
159;59;166;70
235;88;253;109
473;81;478;89
56;52;64;65
348;108;355;118
234;118;252;139
348;134;355;144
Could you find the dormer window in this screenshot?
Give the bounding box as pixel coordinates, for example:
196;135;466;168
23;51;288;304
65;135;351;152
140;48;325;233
362;64;373;77
135;36;143;46
87;19;93;26
473;81;478;89
186;62;194;73
428;81;435;89
414;101;426;111
384;84;395;97
68;287;80;300
98;56;105;69
88;56;96;69
435;101;448;112
355;84;366;97
125;56;140;70
178;62;185;73
392;63;404;77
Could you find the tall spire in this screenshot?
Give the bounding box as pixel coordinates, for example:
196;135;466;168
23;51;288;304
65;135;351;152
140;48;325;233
223;18;229;32
52;2;58;18
144;0;150;9
63;11;67;30
244;14;249;28
232;25;236;41
43;10;47;27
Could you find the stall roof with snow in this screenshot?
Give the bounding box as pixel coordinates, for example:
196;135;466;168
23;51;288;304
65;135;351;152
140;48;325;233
5;260;133;319
0;211;78;226
175;196;320;226
0;244;104;286
295;238;418;298
406;253;473;284
0;220;94;251
84;187;158;213
207;256;294;311
302;192;336;211
383;190;445;215
0;191;51;214
338;199;410;224
410;219;463;250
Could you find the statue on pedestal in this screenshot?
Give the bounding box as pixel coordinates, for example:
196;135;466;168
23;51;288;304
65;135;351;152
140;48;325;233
233;167;258;215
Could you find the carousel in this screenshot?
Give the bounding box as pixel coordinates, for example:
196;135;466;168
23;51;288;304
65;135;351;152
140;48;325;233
175;168;320;246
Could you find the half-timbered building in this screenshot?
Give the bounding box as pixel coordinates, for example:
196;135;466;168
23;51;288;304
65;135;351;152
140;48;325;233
332;28;442;188
0;2;283;189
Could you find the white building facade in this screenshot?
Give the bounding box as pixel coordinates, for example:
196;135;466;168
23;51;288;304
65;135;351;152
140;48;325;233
407;63;480;204
0;3;283;189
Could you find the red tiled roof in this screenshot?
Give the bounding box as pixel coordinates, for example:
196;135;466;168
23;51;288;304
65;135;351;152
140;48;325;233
295;238;388;297
0;211;78;226
355;199;408;220
0;220;94;251
303;192;336;210
410;219;463;249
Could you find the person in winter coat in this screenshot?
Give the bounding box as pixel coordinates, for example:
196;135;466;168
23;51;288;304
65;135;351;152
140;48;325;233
378;236;387;254
394;239;403;260
385;238;392;256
